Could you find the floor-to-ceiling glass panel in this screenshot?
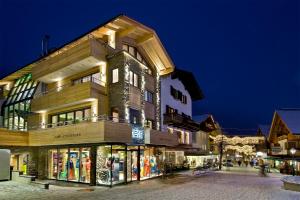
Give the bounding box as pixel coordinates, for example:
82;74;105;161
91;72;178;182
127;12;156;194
127;151;132;182
48;149;58;179
58;113;66;126
140;147;150;180
58;149;68;180
131;151;138;181
111;149;125;185
96;145;112;185
156;147;165;176
80;148;91;183
66;112;74;125
75;110;83;123
68;148;80;182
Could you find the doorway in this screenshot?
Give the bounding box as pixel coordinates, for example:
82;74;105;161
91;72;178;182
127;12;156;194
127;150;138;182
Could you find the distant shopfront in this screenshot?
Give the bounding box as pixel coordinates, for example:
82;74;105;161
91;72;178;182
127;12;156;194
47;144;165;186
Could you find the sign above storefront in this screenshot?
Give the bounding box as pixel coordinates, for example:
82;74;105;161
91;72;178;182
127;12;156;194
132;125;144;144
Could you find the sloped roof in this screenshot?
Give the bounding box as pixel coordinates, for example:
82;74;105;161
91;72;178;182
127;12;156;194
171;69;204;101
1;14;175;84
276;109;300;134
258;124;270;137
193;114;210;123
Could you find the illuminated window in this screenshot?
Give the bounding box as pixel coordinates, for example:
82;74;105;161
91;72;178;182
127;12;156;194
129;71;138;87
3;73;38;131
50;107;91;127
112;68;119;83
144;119;153;129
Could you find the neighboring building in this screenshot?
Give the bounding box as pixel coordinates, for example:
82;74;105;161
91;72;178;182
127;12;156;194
186;114;218;168
268;109;300;174
160;69;204;168
211;130;265;165
0;15;182;186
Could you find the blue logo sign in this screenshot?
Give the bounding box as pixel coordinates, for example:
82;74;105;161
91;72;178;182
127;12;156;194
132;125;144;144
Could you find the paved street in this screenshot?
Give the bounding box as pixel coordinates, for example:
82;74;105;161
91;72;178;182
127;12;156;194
0;168;299;200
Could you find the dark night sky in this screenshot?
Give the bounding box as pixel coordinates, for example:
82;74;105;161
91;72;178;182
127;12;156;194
0;0;299;129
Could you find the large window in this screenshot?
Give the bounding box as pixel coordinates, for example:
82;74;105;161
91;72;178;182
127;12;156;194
73;72;101;86
129;108;140;125
170;86;187;104
112;68;119;83
122;44;153;75
3;73;38;130
50;107;91;127
129;71;139;87
48;147;91;183
144;90;153;103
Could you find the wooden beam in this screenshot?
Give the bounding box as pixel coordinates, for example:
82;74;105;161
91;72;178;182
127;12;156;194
136;34;154;45
104;24;119;32
117;26;136;38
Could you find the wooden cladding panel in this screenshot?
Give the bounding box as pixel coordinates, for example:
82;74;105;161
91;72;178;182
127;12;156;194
31;82;97;112
32;39;106;80
29;121;105;146
0;129;29;146
29;121;132;146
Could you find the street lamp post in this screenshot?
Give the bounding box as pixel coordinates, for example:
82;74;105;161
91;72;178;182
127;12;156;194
290;148;296;176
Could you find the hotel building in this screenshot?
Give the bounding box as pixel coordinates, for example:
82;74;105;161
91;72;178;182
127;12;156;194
160;69;205;168
0;15;183;186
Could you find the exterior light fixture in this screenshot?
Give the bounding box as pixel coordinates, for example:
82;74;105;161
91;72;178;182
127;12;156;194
290;147;296;176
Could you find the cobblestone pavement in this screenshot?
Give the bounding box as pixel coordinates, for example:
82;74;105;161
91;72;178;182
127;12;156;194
0;169;299;200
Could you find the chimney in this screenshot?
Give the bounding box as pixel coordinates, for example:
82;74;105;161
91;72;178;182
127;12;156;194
41;35;50;56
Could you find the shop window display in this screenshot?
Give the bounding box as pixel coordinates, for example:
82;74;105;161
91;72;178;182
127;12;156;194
58;149;68;180
96;145;126;186
48;147;91;183
48;149;58;179
111;149;125;184
96;146;112;185
140;147;164;180
68;148;80;182
80;148;91;183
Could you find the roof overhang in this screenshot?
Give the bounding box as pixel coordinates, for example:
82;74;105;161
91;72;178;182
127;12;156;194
0;15;175;84
100;15;175;75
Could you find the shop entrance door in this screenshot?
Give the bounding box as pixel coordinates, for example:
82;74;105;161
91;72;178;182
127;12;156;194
127;150;138;182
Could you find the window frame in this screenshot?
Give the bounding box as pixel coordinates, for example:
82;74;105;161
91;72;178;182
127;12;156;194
112;68;119;83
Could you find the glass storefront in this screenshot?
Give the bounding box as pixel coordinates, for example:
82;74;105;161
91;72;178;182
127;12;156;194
48;145;165;186
96;145;126;186
96;145;165;186
140;147;164;180
10;153;29;174
48;147;91;183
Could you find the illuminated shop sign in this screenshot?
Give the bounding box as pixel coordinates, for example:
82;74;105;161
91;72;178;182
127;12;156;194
132;125;144;144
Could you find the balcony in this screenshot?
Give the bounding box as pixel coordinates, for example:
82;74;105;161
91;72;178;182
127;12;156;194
28;116;178;147
163;113;200;132
32;38;107;83
31;79;106;112
0;128;28;146
29;118;132;146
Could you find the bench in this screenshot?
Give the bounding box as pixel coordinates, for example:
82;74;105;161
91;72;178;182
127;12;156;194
31;181;50;190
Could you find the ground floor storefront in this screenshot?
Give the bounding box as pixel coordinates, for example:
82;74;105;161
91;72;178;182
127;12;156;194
186;155;219;168
267;157;300;175
4;144;166;186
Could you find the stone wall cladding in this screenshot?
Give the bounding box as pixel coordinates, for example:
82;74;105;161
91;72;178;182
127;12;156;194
107;53;126;119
